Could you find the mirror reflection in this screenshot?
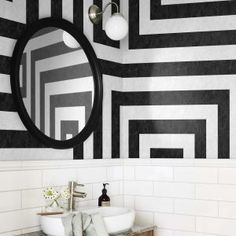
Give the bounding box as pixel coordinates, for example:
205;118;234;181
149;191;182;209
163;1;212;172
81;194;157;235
20;27;94;141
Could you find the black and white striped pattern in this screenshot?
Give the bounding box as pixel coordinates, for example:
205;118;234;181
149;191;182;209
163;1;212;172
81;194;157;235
114;0;235;159
0;0;108;160
0;0;235;159
22;28;93;142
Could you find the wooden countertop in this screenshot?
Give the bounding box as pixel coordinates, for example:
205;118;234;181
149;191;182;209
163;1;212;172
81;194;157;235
19;225;156;236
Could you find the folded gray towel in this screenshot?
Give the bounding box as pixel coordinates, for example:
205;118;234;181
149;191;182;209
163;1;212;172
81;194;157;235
63;214;74;236
91;213;109;236
62;212;109;236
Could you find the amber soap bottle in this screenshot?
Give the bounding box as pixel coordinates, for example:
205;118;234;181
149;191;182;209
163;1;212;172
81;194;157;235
98;183;110;207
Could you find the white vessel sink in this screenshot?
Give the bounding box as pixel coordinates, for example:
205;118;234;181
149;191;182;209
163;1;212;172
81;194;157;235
40;207;135;236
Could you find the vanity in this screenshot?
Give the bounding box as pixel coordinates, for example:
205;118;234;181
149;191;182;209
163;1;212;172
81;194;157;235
20;225;155;236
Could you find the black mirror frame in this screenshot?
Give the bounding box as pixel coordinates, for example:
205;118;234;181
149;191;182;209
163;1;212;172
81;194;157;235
10;18;103;149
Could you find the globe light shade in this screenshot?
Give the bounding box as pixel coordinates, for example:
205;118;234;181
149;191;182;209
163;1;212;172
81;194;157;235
62;31;80;48
105;13;128;41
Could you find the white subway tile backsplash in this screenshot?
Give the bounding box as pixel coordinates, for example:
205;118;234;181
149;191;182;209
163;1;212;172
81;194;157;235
156;228;174;236
2;159;236;235
110;195;124;207
0;208;40;233
196;184;236;201
174;199;218;217
107;166;123;180
196;216;236;235
174;231;219;236
135;166;173;181
174;167;218;183
124;181;153;196
76;167;107;183
0;191;21;212
111;181;123;196
124;166;135;180
0;170;41;191
135;196;173;213
154;182;195;199
219;168;236;184
21;189;44;209
219;201;236;219
124;195;135;209
42;168;77;186
155;213;195;231
135;211;154;225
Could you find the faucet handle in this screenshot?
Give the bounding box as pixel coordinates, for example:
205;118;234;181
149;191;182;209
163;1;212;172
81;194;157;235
76;183;84;187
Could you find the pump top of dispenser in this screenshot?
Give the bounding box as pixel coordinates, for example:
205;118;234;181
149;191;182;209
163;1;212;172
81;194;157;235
102;183;109;193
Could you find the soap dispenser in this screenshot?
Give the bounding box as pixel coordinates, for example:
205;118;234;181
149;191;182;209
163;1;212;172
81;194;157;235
98;183;110;207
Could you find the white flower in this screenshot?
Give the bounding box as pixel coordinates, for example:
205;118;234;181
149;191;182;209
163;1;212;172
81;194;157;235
61;188;70;200
43;187;59;200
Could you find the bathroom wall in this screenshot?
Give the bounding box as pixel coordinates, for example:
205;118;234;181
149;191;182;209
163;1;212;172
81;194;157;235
119;0;236;159
124;159;236;236
1;0;236;236
0;0;121;160
0;1;123;233
120;1;236;236
0;160;123;235
2;159;236;236
3;0;234;160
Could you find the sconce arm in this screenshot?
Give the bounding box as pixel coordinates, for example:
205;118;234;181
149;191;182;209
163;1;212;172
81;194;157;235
101;2;119;14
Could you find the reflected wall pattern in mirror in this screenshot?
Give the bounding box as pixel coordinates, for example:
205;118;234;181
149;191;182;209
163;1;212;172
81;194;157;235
11;18;102;149
20;27;94;140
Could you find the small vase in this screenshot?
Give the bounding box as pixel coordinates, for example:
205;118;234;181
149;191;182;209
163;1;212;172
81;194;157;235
45;200;63;212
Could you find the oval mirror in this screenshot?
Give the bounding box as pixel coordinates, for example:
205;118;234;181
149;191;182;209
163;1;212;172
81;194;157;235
11;18;103;149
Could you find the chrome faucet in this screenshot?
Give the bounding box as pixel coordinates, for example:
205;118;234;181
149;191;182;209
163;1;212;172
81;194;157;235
68;181;87;211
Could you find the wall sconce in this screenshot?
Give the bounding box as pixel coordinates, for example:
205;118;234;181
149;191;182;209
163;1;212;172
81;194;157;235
88;2;128;41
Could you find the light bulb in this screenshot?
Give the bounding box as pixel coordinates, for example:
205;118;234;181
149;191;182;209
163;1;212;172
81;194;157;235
105;13;128;41
62;31;80;48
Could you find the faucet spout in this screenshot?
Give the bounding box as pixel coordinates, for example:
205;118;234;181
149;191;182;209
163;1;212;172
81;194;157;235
73;191;87;198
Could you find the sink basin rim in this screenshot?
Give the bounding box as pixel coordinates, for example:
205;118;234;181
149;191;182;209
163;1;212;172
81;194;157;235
40;206;135;236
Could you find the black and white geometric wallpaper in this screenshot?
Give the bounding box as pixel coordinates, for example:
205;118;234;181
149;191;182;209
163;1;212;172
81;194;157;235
0;0;235;160
116;0;235;159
